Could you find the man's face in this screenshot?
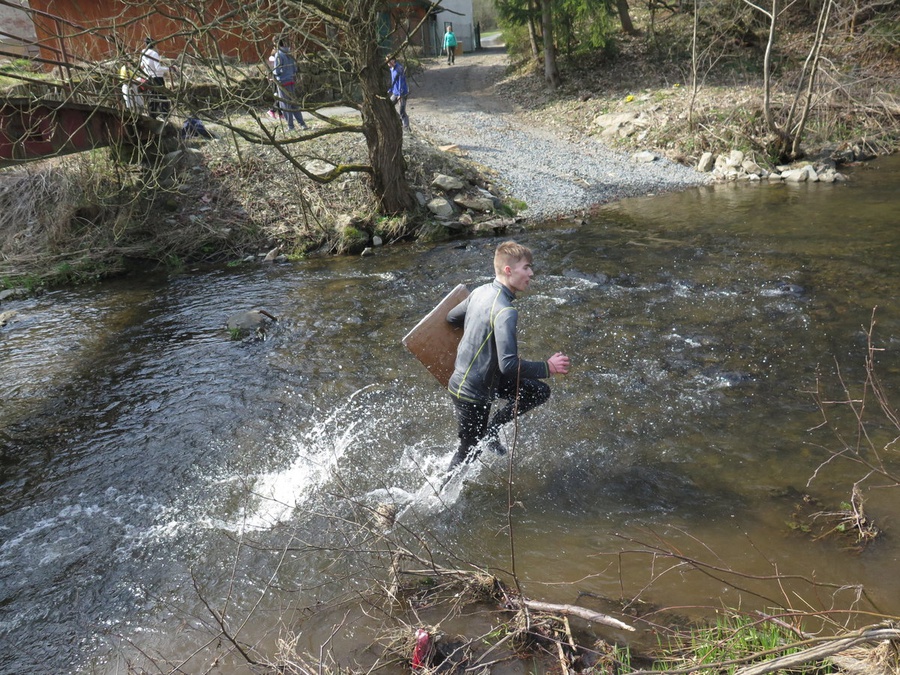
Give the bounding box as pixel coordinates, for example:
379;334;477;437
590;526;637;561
504;258;533;294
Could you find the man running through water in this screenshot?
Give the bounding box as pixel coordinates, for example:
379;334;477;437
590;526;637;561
445;241;570;470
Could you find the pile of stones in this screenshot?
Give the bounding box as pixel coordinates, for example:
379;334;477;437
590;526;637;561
696;149;849;183
425;173;515;234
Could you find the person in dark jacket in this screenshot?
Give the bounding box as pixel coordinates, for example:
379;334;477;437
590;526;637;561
272;40;308;131
387;56;409;129
446;241;570;470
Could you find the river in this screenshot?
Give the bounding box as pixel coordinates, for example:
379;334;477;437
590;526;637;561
2;156;899;673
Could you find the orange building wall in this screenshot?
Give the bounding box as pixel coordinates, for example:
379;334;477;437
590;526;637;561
27;0;277;66
26;1;431;68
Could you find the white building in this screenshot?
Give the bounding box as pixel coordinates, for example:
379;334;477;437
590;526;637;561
438;0;475;53
0;0;38;59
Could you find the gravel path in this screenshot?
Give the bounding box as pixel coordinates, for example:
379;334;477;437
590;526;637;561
406;38;711;221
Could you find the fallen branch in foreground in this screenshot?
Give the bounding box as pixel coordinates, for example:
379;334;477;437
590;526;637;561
515;598;636;632
397;558;635;633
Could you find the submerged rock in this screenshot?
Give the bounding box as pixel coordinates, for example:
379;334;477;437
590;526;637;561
0;309;19;327
225;309;277;340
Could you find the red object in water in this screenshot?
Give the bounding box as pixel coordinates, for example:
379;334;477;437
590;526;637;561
411;628;431;669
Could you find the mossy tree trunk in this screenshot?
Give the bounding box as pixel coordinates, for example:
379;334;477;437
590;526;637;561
347;0;416;214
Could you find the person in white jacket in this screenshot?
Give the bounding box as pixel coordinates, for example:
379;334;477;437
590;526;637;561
265;46;283;119
140;37;176;118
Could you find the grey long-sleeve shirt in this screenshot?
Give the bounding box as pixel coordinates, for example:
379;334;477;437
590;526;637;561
447;280;550;403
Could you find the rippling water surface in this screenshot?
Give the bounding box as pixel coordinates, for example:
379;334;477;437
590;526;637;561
2;156;900;673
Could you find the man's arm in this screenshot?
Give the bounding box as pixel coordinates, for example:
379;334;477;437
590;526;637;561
494;308;549;379
446;297;468;328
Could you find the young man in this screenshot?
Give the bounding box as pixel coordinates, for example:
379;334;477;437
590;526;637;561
443;26;458;65
387;56;409;129
445;241;570;470
272;40;308;131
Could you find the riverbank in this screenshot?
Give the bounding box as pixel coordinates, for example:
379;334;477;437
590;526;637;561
407;35;713;222
1;21;896;289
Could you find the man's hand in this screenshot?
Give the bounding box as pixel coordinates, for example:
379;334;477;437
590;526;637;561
548;352;570;375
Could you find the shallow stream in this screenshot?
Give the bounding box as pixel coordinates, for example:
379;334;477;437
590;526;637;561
2;156;900;673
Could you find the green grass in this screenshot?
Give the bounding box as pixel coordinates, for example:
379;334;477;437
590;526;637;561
164;254;184;271
0;74;20;90
1;274;42;294
0;58;55;92
499;199;527;216
654;612;806;675
0;58;34;79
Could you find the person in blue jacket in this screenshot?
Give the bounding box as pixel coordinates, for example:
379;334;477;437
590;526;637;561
445;241;571;470
387;56;409;129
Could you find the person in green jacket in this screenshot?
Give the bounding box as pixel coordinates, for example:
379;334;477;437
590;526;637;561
443;26;458;65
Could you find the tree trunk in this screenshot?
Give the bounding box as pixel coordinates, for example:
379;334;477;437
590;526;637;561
616;0;638;35
541;0;560;88
689;0;699;130
349;0;415;214
527;0;541;61
761;0;779;136
789;0;834;159
359;72;414;214
757;0;793;160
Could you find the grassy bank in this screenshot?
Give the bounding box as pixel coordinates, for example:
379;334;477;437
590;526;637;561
0;110;491;290
497;5;899;167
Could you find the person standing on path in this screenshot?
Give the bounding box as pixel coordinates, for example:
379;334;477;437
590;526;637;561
272;40;308;131
266;45;284;120
442;26;458;65
387;56;409;129
140;37;176;118
445;240;570;470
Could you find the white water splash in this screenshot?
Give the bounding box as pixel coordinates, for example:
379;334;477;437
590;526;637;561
225;386;379;531
392;452;486;523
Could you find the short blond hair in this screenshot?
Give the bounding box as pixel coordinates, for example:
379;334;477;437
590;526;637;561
494;240;533;276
